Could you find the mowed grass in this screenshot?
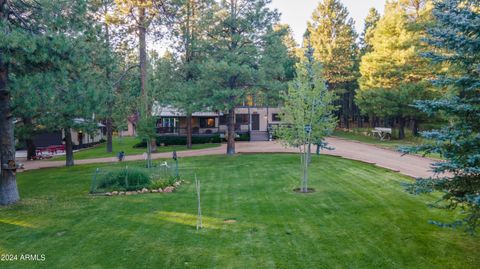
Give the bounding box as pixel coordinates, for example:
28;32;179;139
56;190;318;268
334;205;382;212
50;136;220;160
1;154;478;268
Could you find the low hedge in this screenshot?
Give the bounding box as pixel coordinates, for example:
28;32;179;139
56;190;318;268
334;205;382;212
134;135;222;147
235;133;250;141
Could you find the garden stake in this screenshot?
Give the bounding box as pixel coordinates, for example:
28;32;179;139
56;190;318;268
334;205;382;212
195;174;202;230
90;168;99;194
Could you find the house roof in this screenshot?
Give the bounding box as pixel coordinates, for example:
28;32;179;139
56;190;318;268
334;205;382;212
152;102;219;117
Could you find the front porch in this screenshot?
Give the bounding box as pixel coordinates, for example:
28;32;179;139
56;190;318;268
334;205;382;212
156;116;220;136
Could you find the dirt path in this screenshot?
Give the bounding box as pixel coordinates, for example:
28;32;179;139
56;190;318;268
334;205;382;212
20;138;439;178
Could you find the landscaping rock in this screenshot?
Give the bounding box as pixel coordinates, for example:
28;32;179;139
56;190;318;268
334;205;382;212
112;191;119;195
126;191;133;195
163;186;174;193
119;191;125;195
142;188;149;193
157;188;163;193
105;192;112;196
173;181;181;187
152;189;158;193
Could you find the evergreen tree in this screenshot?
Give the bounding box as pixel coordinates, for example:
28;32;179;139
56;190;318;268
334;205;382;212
307;0;359;128
0;0;102;203
161;0;216;149
360;7;381;56
110;0;176;159
200;0;286;155
257;24;298;107
403;0;480;233
277;36;336;193
356;0;437;139
44;1;110;167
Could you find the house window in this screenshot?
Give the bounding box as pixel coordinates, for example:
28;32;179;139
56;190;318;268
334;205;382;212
236;114;249;125
158;117;177;127
272;113;281;122
199;118;216;128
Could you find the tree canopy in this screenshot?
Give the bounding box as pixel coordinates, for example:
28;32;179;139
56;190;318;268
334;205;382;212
403;0;480;233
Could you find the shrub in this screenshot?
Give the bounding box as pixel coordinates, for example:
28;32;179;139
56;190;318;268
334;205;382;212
134;135;221;147
235;133;250;141
97;168;151;191
150;176;177;190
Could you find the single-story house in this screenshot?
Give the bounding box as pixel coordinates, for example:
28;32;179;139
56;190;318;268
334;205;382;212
151;103;283;141
32;119;105;150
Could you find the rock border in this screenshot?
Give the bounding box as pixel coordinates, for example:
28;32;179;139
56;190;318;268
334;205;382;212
99;180;185;196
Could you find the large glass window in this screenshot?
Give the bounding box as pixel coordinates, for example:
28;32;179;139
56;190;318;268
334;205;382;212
158;118;177;127
199;118;216;128
271;113;281;122
235;114;249;125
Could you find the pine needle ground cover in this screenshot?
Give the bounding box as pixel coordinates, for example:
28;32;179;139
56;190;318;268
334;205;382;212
1;154;478;268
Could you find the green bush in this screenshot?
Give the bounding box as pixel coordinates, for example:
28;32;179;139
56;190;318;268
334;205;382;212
97;168;151;191
150;176;177;190
134;135;221;147
235;133;250;141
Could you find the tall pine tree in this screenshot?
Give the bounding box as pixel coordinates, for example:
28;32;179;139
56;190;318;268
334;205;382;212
403;0;480;233
200;0;286;155
357;0;437;139
360;7;381;56
307;0;359;128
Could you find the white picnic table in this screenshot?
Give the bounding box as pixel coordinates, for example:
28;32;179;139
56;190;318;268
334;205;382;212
371;127;392;141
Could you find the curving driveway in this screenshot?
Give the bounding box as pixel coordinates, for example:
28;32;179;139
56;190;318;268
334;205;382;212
20;137;440;178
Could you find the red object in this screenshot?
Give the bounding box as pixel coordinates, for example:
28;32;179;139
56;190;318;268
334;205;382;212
35;145;65;157
36;147;48;155
55;145;65;152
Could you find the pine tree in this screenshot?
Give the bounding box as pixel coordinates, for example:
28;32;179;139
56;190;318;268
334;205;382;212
360;8;381;56
277;36;336;193
307;0;359;128
356;0;437;139
44;1;110;167
1;1;74;202
403;0;480;233
161;0;216;149
256;25;296;107
110;0;176;159
200;0;287;155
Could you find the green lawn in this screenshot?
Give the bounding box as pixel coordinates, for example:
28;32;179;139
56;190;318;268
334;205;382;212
2;154;478;268
51;136;220;160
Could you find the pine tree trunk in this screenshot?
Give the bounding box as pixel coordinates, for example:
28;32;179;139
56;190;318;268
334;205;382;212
106;118;113;153
186;114;192;149
412;118;419;137
226;107;235;155
138;6;157;154
23;117;36;160
26;138;36;160
65;128;74;167
343;92;350;129
398;117;406;140
139;7;147;111
0;52;20;205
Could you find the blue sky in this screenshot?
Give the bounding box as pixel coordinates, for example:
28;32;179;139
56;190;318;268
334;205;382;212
270;0;386;44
